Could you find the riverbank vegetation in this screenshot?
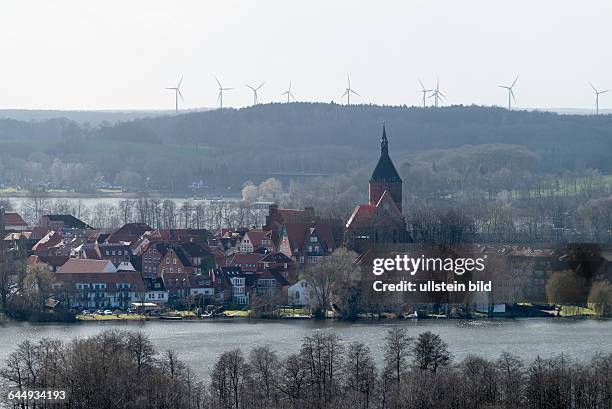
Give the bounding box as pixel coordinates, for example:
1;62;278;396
1;328;610;409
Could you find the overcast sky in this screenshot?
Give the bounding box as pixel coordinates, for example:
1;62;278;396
2;0;611;111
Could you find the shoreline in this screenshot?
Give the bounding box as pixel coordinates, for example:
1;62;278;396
0;192;242;200
1;313;606;325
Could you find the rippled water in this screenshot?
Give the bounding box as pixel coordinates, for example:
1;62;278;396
1;318;610;378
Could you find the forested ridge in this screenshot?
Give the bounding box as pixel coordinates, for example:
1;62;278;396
0;103;611;194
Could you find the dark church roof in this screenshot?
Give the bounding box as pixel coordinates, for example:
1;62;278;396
370;126;402;183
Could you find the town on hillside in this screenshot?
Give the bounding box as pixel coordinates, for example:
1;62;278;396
1;127;611;321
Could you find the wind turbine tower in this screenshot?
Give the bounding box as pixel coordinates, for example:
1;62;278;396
215;77;233;109
281;81;295;103
341;74;359;105
498;76;519;110
165;75;184;112
428;78;445;108
246;82;265;105
418;79;433;108
590;83;609;115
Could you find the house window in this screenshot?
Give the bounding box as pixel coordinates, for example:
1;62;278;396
310;236;317;243
295;291;300;299
166;258;170;264
177;268;182;273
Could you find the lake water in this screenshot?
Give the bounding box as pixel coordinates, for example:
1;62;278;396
0;318;610;379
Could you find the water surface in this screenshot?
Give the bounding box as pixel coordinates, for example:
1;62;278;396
1;318;609;378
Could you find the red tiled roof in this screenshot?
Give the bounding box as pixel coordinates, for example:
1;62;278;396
4;232;31;241
55;271;144;291
4;212;28;227
283;222;336;251
243;229;273;248
32;231;62;251
227;253;266;272
57;259;116;274
29;227;50;240
278;209;307;219
346;204;376;229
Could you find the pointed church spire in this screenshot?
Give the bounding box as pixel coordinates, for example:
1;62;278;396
371;124;401;183
381;123;388;156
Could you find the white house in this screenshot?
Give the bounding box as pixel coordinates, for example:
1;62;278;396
288;279;312;306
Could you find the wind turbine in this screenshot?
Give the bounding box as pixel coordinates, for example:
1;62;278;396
428;78;445;108
590;83;609;115
166;75;184;112
246;82;265;105
215;76;233;109
498;76;519;110
281;81;295;103
418;79;433;108
341;74;359;105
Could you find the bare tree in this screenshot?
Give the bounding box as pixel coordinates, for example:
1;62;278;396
383;327;413;385
302;248;358;318
412;331;452;373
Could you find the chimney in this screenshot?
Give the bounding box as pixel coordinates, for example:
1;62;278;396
304;207;315;220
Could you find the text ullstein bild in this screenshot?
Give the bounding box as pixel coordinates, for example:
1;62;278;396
371;255;492;293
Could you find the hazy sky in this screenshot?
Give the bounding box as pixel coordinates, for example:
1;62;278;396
2;1;611;110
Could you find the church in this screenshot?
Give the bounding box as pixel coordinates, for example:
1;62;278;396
345;126;410;252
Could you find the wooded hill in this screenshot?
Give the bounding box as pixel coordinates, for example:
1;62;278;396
0;103;610;193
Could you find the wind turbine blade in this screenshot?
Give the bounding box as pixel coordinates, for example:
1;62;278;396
341;90;349;98
350;89;360;96
178;75;183;88
419;79;425;90
510;89;516;102
438;91;446;98
601;89;610;94
215;76;221;87
178;89;184;102
165;87;175;90
256;82;265;90
246;84;255;91
590;83;597;92
217;92;222;102
511;75;519;88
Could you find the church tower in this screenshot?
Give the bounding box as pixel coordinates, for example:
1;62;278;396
368;125;402;211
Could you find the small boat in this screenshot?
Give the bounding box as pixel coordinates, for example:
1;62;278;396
159;315;183;320
200;313;213;319
282;314;313;320
403;311;419;319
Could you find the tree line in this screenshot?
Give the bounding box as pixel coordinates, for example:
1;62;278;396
1;103;612;194
1;329;610;409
